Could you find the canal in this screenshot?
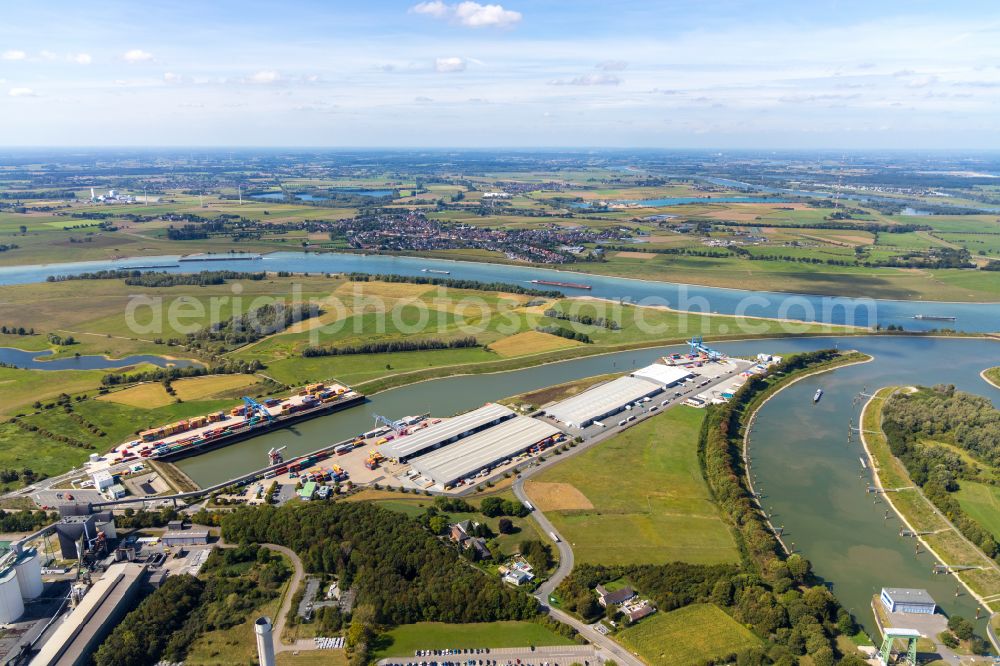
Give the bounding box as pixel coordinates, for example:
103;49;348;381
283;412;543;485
175;334;1000;637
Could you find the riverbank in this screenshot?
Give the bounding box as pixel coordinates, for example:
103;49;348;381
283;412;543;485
741;352;875;556
859;388;1000;639
982;367;1000;390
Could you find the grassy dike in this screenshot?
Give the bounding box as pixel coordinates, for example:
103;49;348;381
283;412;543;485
859;388;1000;613
352;330;860;396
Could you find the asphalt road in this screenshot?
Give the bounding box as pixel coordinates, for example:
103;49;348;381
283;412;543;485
507;366;749;666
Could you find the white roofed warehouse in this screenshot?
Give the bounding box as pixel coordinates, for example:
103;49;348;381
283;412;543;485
542;375;663;427
381;403;515;463
410;416;562;488
631;363;694;387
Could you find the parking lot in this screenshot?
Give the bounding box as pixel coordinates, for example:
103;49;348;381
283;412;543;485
377;645;600;666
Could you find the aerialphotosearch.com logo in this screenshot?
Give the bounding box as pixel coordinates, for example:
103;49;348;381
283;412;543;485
122;281;878;345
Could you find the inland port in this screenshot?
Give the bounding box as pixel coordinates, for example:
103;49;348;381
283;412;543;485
109;382;365;464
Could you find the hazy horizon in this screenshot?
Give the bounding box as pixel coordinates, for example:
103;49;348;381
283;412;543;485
3;1;1000;149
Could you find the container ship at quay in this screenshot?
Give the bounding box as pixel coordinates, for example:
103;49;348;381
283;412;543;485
110;382;365;463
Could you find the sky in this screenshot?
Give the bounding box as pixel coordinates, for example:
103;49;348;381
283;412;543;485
2;0;1000;149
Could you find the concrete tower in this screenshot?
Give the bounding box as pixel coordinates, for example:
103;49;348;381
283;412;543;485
254;616;276;666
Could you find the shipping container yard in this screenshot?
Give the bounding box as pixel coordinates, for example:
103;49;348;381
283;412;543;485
101;382;365;468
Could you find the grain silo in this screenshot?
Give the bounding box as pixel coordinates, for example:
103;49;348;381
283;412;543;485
0;567;24;624
14;548;43;600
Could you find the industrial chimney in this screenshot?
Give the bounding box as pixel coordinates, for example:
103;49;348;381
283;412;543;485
254;616;276;666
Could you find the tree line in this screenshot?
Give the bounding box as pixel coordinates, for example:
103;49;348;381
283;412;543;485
543;309;620;330
45;269;269;284
344;272;563;298
535;325;592;343
100;358;263;387
303;335;478;357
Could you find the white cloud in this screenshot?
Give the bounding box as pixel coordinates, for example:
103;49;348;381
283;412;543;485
163;72;182;84
40;50;57;61
73;53;92;65
435;56;466;73
1;50;26;61
411;1;449;18
249;69;281;83
550;73;622;86
8;87;36;97
596;60;628;71
123;49;154;63
249;69;281;84
411;1;521;28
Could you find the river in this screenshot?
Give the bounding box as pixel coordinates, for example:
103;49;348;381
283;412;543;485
174;334;999;637
1;252;998;331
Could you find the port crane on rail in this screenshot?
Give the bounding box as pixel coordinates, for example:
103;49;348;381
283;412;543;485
687;336;724;361
372;414;407;434
242;396;275;423
267;446;287;466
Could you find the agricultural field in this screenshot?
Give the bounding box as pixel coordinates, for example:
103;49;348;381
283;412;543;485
615;603;762;666
371;621;574;658
525;407;740;566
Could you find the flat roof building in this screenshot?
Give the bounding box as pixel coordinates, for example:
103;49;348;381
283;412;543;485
32;563;146;666
880;588;936;615
410;416;562;487
161;529;209;547
543;376;663;427
631;364;693;387
382;403;515;462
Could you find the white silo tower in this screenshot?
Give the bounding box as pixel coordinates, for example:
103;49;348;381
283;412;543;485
0;567;24;624
254;616;276;666
14;548;43;600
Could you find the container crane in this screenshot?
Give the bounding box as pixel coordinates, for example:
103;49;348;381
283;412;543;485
687;336;724;361
267;446;287;466
372;414;406;433
243;396;275;423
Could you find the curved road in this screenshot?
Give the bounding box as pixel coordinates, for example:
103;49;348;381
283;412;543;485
513;479;644;666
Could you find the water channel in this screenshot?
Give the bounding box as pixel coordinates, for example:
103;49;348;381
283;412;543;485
1;252;998;331
174;334;1000;637
0;347;200;370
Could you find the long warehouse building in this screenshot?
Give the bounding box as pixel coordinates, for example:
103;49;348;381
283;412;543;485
411;416;562;488
543;375;663;428
381;403;515;463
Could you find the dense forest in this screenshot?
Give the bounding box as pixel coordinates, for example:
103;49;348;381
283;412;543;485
183;302;320;352
95;544;290;666
221;501;541;665
883;386;1000;559
883;385;1000;467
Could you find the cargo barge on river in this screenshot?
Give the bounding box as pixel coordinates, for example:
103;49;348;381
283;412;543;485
111;382;365;463
530;279;592;290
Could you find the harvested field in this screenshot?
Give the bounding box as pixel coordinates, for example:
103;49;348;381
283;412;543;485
489;330;583;358
97;382;174;408
171;374;259;401
523;481;594;511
